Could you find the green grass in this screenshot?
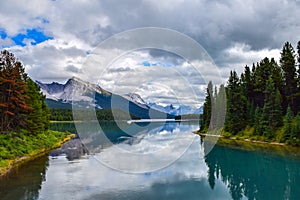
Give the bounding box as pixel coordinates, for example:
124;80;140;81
0;130;73;175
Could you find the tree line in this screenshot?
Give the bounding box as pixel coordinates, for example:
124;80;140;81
50;108;140;121
0;50;49;135
200;41;300;145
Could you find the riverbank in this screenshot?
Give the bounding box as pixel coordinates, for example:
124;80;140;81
0;131;75;177
196;131;300;159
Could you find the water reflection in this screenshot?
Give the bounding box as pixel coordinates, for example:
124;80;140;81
39;126;231;200
0;156;48;200
204;141;300;200
1;122;300;200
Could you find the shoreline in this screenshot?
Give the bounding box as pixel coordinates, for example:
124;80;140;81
0;133;75;177
196;132;287;146
195;131;300;158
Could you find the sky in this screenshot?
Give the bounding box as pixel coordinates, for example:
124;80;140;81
1;0;300;107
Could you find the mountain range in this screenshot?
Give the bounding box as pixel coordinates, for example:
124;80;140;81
36;77;202;119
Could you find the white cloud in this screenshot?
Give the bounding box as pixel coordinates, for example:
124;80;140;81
93;49;207;107
1;0;300;106
219;43;281;79
8;39;89;82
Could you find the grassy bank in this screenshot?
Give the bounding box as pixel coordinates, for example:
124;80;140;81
196;131;300;159
0;130;75;176
197;124;300;146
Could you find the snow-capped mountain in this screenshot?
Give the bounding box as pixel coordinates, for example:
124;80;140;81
148;103;203;115
37;77;202;117
37;77;110;102
123;93;149;109
36;77;172;119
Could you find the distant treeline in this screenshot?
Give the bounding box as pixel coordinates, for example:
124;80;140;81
175;114;200;120
201;41;300;145
50;108;140;121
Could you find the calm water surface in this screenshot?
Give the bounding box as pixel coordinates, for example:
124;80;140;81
1;121;300;200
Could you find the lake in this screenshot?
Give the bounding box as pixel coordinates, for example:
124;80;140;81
1;121;300;200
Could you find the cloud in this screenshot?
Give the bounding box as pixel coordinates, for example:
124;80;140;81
8;39;88;82
94;49;207;107
218;42;281;77
1;0;300;105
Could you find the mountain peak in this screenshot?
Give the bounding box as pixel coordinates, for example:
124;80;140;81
67;76;88;85
124;92;148;108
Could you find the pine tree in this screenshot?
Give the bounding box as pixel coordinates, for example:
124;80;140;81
200;81;213;131
280;42;297;113
270;58;284;97
215;84;226;130
0;50;50;134
254;107;262;135
224;71;247;134
259;105;272;137
291;114;300;140
253;57;274;107
25;78;50;134
0;50;31;133
258;78;282;138
284;106;293;141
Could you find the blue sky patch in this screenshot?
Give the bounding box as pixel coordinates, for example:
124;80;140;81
143;61;151;67
143;61;172;67
11;28;53;46
0;29;7;39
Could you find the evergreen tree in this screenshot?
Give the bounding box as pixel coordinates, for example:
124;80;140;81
254;107;262;135
0;50;31;133
200;81;213;131
25;78;50;134
215;84;226;130
0;50;50;134
258;78;282;138
253;58;272;107
258;105;272;137
280;42;297;113
291;114;300;140
284;106;293;141
224;71;247;134
199;40;300;145
270;58;284;96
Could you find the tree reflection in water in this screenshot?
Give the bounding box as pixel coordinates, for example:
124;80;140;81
203;140;300;200
0;156;49;200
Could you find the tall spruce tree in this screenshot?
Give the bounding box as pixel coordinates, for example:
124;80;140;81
25;78;50;134
200;81;213;131
0;50;50;134
284;106;293;141
280;42;297;113
224;71;247;134
0;50;31;133
253;58;272;107
258;78;282;137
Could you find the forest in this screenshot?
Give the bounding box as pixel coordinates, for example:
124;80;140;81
200;41;300;145
0;50;68;170
50;108;140;121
